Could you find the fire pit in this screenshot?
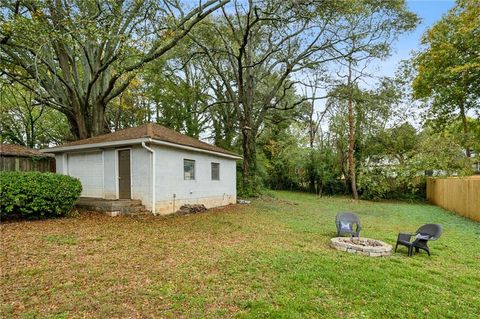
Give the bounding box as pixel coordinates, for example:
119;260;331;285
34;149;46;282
330;237;392;257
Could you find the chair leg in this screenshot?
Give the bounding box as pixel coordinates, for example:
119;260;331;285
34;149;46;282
415;247;419;253
395;244;398;252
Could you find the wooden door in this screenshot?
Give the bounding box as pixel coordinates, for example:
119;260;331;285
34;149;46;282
118;150;131;199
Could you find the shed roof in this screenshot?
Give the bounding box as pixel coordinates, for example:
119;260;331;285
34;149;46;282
0;144;54;158
46;123;241;158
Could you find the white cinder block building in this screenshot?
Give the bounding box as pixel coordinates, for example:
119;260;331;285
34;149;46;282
45;123;241;215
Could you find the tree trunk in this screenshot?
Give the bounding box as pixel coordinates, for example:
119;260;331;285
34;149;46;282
459;103;471;158
346;55;358;200
92;100;107;137
241;123;257;192
28;116;34;148
67;107;89;140
308;151;316;193
114;95;122;131
224;125;235;149
64;99;107;140
309;174;316;193
348;92;358;200
308;112;316;193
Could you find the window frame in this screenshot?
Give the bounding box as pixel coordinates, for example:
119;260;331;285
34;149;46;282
211;162;220;181
183;159;196;180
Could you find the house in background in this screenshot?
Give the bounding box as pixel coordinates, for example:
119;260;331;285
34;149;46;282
43;123;241;215
1;144;55;172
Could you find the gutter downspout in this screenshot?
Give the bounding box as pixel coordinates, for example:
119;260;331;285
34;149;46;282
141;141;156;215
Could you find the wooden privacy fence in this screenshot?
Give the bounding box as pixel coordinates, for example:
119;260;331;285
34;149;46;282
0;155;55;172
0;144;55;173
426;176;480;222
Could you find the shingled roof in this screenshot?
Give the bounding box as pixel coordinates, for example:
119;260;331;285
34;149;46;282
48;123;240;157
1;144;54;158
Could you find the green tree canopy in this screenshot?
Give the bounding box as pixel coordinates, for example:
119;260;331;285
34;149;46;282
0;0;227;139
413;0;480;156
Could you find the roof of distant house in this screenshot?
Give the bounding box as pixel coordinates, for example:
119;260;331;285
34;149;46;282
0;144;54;158
46;123;241;158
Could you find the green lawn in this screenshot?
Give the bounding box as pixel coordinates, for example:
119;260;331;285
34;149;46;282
1;191;479;318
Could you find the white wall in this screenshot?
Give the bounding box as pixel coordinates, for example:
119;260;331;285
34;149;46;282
55;154;64;174
56;151;104;198
131;146;152;207
67;151;104;197
54;144;237;214
103;149;116;199
152;145;237;214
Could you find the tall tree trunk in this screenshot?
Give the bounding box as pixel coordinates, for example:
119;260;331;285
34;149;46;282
241;123;257;192
308;102;318;193
224;122;235;149
114;95;122;130
66;100;107;139
348;95;358;199
308;151;316;193
92;100;107;137
28;116;34;148
347;58;358;199
459;102;471;158
67;106;89;140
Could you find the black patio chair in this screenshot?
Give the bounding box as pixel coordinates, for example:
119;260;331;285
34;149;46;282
395;224;442;257
335;212;361;237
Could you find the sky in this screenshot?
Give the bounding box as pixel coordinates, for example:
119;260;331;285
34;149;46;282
378;0;455;78
310;0;457;130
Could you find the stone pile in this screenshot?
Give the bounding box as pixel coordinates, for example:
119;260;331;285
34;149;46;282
330;237;392;257
177;204;207;215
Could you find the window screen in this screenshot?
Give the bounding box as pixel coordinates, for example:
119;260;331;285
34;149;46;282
184;159;195;180
211;162;220;180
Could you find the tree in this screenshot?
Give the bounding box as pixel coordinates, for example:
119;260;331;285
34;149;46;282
327;78;405;196
0;80;70;147
366;123;418;165
190;0;366;193
143;41;213;138
260;123;305;191
298;75;330;193
412;0;480;157
328;0;418;199
106;77;152;131
0;0;228;139
412;131;473;176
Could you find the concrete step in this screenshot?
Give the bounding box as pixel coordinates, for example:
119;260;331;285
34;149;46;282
112;205;146;214
77;197;142;208
76;197;147;215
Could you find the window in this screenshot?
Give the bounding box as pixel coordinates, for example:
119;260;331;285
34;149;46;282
211;162;220;180
184;159;195;180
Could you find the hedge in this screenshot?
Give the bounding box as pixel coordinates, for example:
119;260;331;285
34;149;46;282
0;171;82;219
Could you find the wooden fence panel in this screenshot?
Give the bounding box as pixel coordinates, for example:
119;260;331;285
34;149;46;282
0;156;55;173
426;176;480;222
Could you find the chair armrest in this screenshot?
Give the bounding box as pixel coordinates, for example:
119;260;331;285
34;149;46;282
356;223;362;233
397;233;414;242
335;221;341;231
415;234;431;240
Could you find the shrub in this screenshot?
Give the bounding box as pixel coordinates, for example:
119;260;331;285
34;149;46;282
357;167;425;201
0;171;82;219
